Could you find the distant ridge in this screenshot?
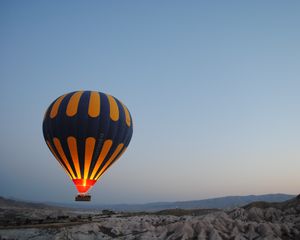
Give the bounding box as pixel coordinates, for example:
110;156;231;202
3;193;293;212
0;196;50;209
242;193;300;210
101;193;295;211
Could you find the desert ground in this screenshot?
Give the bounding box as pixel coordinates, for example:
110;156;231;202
0;195;299;240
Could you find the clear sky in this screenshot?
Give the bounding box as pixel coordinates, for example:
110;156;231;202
0;1;299;204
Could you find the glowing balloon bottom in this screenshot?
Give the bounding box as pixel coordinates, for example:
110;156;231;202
73;179;96;201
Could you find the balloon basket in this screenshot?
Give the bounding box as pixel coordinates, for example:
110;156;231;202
75;194;91;201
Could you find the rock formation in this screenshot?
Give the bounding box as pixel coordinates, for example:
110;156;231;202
0;195;299;239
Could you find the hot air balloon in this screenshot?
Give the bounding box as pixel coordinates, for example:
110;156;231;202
43;91;133;201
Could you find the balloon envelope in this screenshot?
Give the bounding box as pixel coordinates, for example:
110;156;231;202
43;91;133;195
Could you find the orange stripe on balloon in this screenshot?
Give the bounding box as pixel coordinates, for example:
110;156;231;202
53;138;76;179
121;102;131;127
108;147;127;173
67;137;81;179
50;94;66;118
84;137;96;179
90;140;113;180
107;95;119;121
66;91;83;117
46;140;72;179
95;143;124;180
88;91;100;117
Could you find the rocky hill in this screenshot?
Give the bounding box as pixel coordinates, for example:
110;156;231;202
0;195;299;240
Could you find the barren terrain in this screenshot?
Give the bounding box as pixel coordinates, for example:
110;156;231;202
0;195;299;240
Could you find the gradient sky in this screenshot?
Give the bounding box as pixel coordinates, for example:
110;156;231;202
0;1;300;204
